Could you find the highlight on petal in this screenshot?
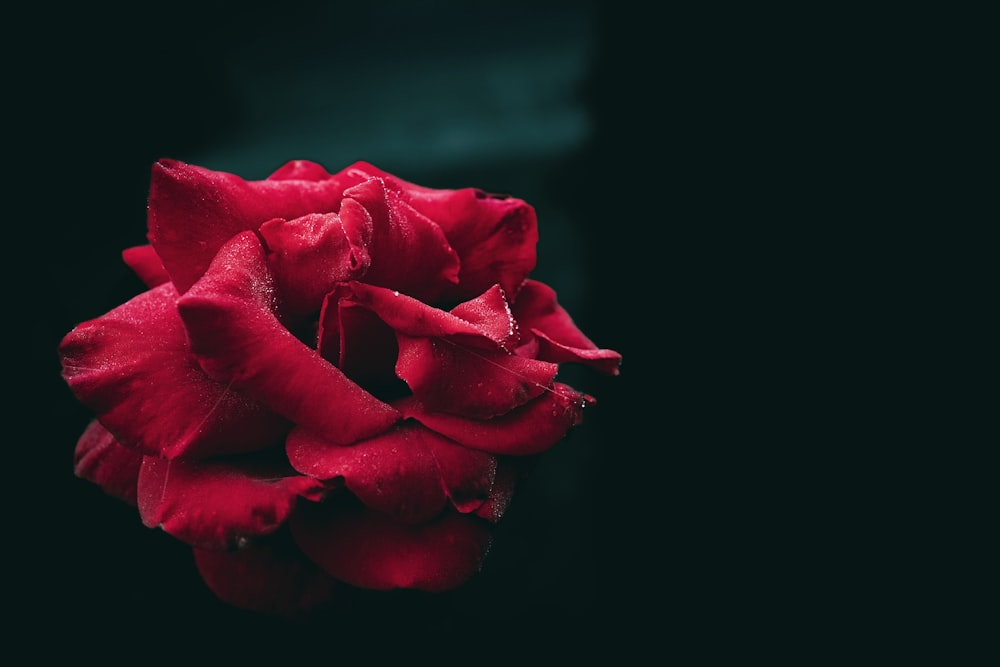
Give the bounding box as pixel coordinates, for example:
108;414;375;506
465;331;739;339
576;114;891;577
147;158;366;293
192;529;339;616
291;499;494;592
512;279;623;375
137;453;328;550
397;382;593;456
177;232;400;446
340;161;537;301
73;419;143;506
121;245;170;288
59;282;291;460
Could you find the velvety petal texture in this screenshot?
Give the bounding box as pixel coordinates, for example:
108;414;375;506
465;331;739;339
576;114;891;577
137;453;328;550
177;232;400;446
60;282;290;460
59;157;621;616
147;159;367;293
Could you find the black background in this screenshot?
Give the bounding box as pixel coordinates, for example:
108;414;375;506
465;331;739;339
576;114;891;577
8;0;876;661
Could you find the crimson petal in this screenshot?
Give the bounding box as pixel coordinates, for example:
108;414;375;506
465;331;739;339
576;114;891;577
397;383;593;455
396;335;556;419
192;531;338;616
259;213;367;319
286;424;447;524
137;454;328;550
73;419;143;506
59;282;290;460
512;279;623;375
121;244;170;288
339;178;459;301
147;159;366;293
291;500;493;592
177;232;400;446
341;162;537;301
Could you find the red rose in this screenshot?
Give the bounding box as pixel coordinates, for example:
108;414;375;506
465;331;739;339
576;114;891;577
59;158;621;615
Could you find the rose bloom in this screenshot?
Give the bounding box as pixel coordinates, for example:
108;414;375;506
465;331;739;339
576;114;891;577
59;158;621;615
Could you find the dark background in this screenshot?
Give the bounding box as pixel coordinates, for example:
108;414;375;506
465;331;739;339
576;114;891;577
9;0;875;661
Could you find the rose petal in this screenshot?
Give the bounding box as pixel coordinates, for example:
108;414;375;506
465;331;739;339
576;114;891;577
177;232;400;446
259;213;367;319
322;282;497;346
137;453;328;550
59;282;291;460
147;159;366;293
288;422;496;519
475;459;526;523
121;245;170;288
418;432;497;514
339;177;459;301
397;383;593;455
192;530;339;616
291;500;493;592
396;335;556;419
513;279;623;375
286;424;447;524
321;300;408;400
73;419;143;506
342;162;537;301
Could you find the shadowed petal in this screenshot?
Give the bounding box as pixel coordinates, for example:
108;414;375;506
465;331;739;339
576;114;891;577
475;459;528;523
288;422;496;520
59;282;291;460
291;500;493;592
286;424;447;524
147;159;367;293
137;454;328;550
192;529;339;616
512;279;622;375
177;232;400;446
73;419;143;506
397;383;593;455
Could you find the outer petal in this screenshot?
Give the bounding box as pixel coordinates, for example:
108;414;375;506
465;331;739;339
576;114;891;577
122;245;170;288
342;161;537;301
339;177;459;301
291;500;493;592
147;159;367;293
137;453;328;550
475;458;527;523
73;419;143;506
59;282;291;460
397;383;593;456
286;424;448;524
176;232;400;446
513;279;623;375
192;530;339;616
